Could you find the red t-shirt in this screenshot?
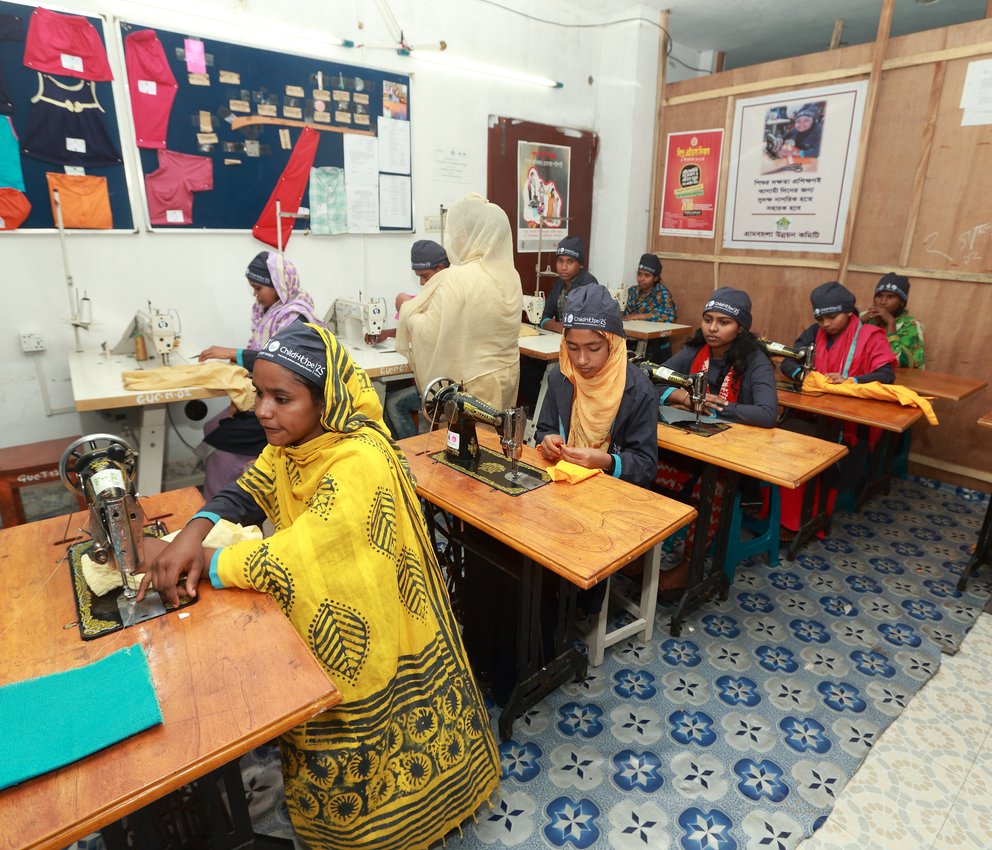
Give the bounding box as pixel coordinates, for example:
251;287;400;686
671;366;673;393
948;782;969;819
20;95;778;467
145;150;213;226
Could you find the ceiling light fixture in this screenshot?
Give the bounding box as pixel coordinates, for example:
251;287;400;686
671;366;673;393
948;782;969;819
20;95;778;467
407;49;563;88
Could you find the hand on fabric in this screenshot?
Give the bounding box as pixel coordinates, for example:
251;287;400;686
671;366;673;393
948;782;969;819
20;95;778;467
540;433;564;461
822;372;851;384
560;445;612;471
198;346;236;363
668;389;694;411
702;393;729;416
137;518;214;607
625;312;650;321
364;328;397;345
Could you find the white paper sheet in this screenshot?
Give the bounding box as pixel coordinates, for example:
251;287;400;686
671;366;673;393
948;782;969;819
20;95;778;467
347;185;379;233
378;116;411;174
343;134;379;185
379;174;412;229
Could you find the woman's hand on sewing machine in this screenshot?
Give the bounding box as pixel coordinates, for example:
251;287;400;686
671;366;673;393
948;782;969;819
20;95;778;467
560;445;612;471
539;433;564;461
702;393;729;416
198;346;237;363
136;520;212;606
667;388;694;411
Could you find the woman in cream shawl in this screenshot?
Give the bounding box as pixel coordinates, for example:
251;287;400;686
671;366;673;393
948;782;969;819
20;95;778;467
396;193;522;410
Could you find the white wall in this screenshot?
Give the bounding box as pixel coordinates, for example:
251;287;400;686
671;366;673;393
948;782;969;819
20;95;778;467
1;0;708;462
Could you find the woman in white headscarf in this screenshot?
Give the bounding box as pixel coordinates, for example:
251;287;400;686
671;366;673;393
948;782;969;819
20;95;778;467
395;193;522;410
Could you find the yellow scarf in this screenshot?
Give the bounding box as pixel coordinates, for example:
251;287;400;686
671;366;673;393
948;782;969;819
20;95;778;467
559;331;627;450
216;325;498;850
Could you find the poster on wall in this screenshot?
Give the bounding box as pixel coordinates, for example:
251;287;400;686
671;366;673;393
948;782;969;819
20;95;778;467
723;81;868;253
659;129;723;238
517;141;570;253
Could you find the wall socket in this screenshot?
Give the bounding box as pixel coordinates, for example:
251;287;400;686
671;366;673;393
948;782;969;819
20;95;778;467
20;332;45;352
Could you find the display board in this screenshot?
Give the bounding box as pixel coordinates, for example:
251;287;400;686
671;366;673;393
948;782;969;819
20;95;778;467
118;20;413;234
0;1;134;231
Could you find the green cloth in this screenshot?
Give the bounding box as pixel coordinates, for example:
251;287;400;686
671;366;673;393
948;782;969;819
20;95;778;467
866;311;925;368
309;166;347;235
0;645;162;790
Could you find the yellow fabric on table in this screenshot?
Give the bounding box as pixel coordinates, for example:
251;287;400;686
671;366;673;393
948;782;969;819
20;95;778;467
122;362;255;411
518;324;539;338
802;371;939;425
548;459;602;484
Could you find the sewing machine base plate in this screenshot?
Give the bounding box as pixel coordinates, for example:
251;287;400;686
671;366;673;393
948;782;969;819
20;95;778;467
68;525;197;640
430;447;550;496
775;381;824;397
666;420;731;437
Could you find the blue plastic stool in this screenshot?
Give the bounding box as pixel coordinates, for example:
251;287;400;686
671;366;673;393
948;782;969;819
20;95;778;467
721;485;781;582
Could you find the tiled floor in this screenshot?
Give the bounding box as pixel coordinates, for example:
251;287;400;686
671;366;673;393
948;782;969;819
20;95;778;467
799;611;992;850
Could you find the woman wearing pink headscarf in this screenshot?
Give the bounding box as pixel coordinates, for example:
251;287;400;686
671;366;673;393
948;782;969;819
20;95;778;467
198;251;318;497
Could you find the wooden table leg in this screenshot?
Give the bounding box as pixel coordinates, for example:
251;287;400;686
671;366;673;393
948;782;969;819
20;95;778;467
786;473;830;560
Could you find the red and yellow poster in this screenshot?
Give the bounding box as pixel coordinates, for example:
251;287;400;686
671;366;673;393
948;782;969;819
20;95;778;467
659;129;723;238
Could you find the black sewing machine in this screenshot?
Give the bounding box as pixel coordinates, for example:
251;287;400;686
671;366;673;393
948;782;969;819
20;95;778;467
757;338;816;391
634;358;730;436
421;377;546;492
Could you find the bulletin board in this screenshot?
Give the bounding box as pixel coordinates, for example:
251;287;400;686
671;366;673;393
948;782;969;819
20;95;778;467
118;19;413;234
0;1;134;231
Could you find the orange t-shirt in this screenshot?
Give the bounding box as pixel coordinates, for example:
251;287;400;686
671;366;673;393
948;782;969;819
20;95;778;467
46;172;112;229
0;188;31;230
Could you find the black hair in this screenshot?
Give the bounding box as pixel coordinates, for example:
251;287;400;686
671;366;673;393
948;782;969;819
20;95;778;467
683;327;762;388
288;370;326;410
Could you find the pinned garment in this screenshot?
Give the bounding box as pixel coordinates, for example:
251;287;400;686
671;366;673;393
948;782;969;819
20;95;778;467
144;149;213;225
22;6;113;81
0;116;25;190
0;187;31;230
46;173;112;229
252;126;319;248
0;14;24;115
124;29;177;149
21;74;121;166
308;165;346;234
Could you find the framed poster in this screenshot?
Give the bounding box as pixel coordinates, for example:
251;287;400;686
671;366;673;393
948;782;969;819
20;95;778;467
659;129;723;238
517;140;570;253
723;81;868;253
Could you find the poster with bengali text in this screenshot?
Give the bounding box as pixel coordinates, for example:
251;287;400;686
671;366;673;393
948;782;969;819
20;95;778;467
659;129;723;238
723;81;867;252
517;141;570;253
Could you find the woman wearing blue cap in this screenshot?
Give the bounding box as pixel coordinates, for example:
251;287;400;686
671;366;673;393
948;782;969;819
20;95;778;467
539;235;599;333
860;272;925;369
139;320;499;850
624;253;677;362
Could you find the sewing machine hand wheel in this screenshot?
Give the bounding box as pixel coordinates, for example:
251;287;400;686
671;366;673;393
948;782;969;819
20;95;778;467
59;434;138;494
421;377;459;427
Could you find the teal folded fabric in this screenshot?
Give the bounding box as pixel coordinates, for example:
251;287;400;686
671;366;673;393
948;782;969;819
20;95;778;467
0;645;162;790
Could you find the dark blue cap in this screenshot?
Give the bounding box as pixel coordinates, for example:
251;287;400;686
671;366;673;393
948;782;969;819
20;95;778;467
556;235;585;265
562;284;625;337
246;251;273;287
704;287;752;330
638;253;662;276
875;273;909;303
256;319;328;386
410;240;448;270
811;281;856;317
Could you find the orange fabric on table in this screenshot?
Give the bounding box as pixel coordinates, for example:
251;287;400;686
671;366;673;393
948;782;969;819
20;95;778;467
548;459;601;484
46;172;112;228
801;372;938;425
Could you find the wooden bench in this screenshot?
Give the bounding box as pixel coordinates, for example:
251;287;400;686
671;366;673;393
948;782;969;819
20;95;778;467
0;436;85;527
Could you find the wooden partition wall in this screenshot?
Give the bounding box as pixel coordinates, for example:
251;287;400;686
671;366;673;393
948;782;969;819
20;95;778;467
651;14;992;488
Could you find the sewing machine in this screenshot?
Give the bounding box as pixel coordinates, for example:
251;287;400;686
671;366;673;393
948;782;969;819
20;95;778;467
327;296;387;344
521;292;546;325
635;358;729;436
111;303;182;365
58;434;167;626
421;377;543;490
758;338;815;389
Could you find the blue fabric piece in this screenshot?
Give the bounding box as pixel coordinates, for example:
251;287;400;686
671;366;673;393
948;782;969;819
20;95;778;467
209;547;224;588
0;116;25;191
610;453;621;479
0;645;161;790
236;349;245;368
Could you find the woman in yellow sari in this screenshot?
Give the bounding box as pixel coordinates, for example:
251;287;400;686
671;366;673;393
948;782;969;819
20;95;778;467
139;320;499;850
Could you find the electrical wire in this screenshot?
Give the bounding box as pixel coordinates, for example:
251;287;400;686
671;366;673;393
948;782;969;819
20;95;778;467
469;0;715;74
167;405;199;453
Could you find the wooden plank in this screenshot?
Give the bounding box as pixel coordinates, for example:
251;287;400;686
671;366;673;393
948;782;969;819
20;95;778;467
646;9;670;244
895;368;988;402
398;431;696;589
837;0;894;283
656;422;847;488
0;489;340;850
777;388;923;432
979;411;992;428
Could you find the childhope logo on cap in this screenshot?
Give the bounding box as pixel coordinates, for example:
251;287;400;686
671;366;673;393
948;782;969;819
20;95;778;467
705;299;740;315
267;339;281;352
813;305;844;317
